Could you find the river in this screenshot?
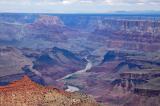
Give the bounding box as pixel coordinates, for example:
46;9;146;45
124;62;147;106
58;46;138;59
61;57;93;80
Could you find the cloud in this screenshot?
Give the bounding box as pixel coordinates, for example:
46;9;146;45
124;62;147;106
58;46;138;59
0;0;160;5
102;0;160;5
0;0;160;13
61;0;78;4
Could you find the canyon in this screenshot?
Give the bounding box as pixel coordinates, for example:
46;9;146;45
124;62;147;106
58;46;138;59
0;13;160;106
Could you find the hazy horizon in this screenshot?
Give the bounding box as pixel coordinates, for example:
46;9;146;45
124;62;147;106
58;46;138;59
0;0;160;13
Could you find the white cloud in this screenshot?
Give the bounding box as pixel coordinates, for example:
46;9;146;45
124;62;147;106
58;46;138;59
80;0;94;3
103;0;160;5
0;0;160;5
0;0;160;13
62;0;78;4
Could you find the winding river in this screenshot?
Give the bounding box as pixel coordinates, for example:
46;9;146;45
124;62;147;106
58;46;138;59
57;57;93;92
61;57;93;80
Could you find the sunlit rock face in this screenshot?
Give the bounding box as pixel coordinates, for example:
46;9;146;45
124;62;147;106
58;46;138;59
0;76;100;106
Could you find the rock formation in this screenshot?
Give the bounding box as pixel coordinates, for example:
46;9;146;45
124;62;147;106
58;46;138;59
0;75;100;106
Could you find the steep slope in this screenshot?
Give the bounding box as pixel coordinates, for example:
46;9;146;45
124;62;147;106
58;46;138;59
31;47;86;85
0;46;32;77
25;15;80;41
0;76;100;106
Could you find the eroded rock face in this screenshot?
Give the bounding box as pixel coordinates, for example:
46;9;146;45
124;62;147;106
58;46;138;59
0;14;160;52
0;76;100;106
35;15;64;26
111;69;160;96
0;46;32;77
94;19;160;35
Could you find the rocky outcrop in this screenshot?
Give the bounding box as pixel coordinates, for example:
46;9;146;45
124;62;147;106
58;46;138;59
133;77;160;96
120;71;160;80
0;76;100;106
92;18;160;51
111;71;160;96
134;88;160;96
0;46;32;77
94;19;160;35
35;15;64;26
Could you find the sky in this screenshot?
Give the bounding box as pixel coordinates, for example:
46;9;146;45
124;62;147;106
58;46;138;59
0;0;160;13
